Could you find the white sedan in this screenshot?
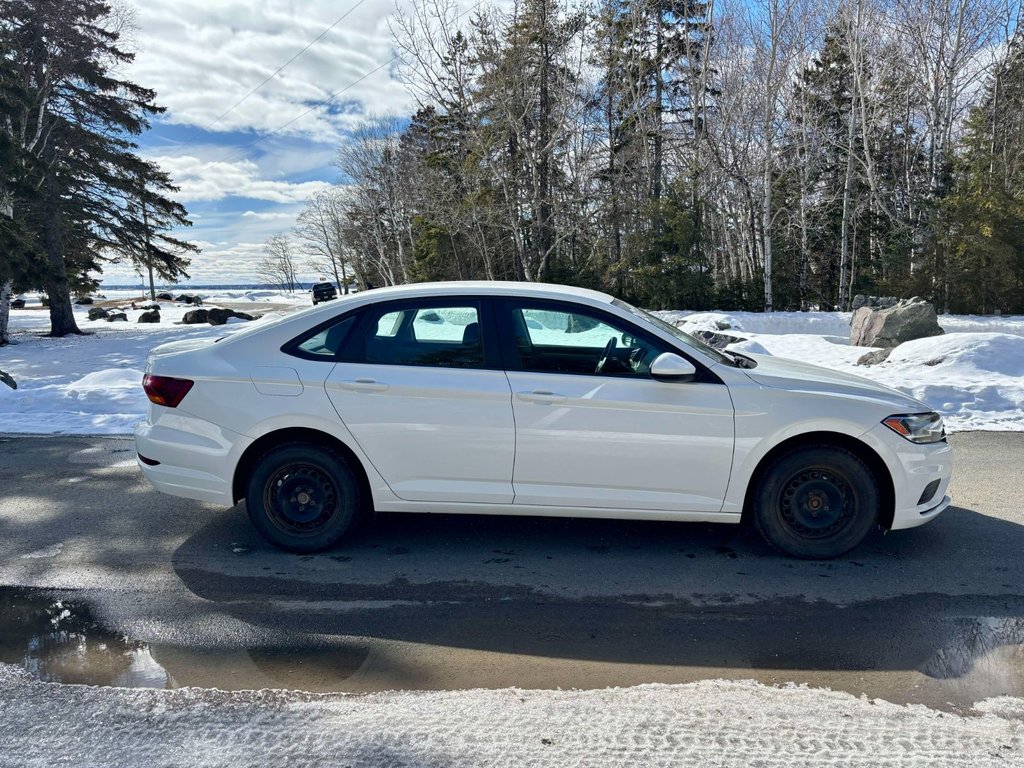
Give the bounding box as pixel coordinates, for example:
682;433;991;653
135;282;952;559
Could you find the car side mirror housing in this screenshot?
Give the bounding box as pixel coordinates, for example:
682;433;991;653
650;352;697;382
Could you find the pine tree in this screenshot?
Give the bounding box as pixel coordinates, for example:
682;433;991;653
0;0;195;340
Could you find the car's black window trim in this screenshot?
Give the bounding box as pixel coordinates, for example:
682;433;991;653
281;308;363;362
492;297;723;384
339;296;504;371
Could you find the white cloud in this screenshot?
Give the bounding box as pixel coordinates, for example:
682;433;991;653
127;0;416;143
151;154;331;203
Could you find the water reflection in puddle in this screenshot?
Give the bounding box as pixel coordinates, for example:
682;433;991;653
0;589;370;692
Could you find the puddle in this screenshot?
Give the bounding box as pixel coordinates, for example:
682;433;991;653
0;589;370;693
2;587;1024;712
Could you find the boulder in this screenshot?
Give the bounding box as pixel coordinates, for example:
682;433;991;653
10;298;25;310
156;292;174;301
850;294;899;312
140;302;160;310
856;348;892;366
87;307;109;321
207;308;254;326
691;329;744;350
850;297;944;348
0;369;15;390
182;308;209;324
74;296;93;305
138;310;161;323
105;311;128;322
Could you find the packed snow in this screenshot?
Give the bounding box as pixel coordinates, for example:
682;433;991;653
2;299;1023;434
0;664;1021;767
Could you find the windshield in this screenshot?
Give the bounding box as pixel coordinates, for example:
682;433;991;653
611;299;735;366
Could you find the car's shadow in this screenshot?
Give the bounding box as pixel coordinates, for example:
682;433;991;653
170;504;1024;686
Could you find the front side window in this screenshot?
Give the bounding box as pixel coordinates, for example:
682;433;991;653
506;303;664;376
348;303;485;368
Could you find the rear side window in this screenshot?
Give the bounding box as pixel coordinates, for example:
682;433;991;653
284;315;357;360
347;303;485;368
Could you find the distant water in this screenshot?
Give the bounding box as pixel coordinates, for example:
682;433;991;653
100;283;300;292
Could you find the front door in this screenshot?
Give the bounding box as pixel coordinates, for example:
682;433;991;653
497;300;735;512
325;298;515;504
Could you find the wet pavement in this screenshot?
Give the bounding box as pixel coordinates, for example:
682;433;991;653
0;432;1023;714
2;584;1024;712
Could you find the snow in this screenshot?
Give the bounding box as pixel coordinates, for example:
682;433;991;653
0;300;292;434
658;310;1024;432
0;665;1020;766
3;302;1024;435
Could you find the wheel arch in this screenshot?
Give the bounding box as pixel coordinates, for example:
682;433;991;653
232;427;373;509
741;431;896;530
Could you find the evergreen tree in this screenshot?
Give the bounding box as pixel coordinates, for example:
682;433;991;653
0;0;195;340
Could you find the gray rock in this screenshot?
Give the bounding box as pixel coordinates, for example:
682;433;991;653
0;369;15;390
74;296;93;305
138;310;161;323
850;297;944;348
856;348;892;366
692;329;744;350
182;308;209;324
10;298;25;310
207;308;254;325
87;307;109;321
156;292;174;301
105;311;128;322
140;302;160;310
714;319;733;330
851;295;900;312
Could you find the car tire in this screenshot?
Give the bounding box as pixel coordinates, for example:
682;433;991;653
245;442;366;553
752;445;879;559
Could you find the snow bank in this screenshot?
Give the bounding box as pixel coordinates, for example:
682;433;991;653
0;665;1021;767
727;331;1024;432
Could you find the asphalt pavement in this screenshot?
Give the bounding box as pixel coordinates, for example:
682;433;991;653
0;431;1022;712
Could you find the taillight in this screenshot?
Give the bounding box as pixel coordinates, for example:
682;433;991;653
143;374;194;408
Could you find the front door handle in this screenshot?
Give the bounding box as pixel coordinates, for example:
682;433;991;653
338;378;389;393
516;389;566;404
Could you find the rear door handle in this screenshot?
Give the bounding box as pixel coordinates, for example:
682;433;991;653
516;389;566;404
338;378;389;393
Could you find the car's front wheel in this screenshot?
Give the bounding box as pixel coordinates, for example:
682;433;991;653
752;445;879;559
245;442;365;553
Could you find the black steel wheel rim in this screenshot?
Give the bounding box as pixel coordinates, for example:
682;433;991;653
779;467;855;539
263;463;338;536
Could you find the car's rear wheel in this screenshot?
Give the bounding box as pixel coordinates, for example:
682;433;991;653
752;445;879;559
245;442;365;553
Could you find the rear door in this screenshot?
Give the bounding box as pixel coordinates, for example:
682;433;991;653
496;299;735;512
325;297;516;504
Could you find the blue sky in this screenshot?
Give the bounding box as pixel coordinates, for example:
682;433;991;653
101;0;418;286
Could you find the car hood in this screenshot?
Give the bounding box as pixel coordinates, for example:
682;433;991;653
741;353;929;411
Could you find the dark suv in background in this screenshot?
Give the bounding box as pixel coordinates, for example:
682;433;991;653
311;282;338;305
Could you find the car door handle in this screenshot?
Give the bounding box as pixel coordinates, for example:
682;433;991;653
338;378;389;393
516;389;566;404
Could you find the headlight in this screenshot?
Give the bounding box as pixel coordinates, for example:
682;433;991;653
882;412;946;444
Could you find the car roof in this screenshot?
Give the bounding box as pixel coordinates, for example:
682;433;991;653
353;281;615;303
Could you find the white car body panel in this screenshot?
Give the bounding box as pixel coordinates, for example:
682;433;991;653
325;364;516;503
506;370;734;510
134;281;952;541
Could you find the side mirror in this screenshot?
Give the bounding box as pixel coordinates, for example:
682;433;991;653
650;352;696;382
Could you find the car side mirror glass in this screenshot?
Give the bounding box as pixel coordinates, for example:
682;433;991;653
650;352;696;381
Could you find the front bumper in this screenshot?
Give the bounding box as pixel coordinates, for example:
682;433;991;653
861;422;954;530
